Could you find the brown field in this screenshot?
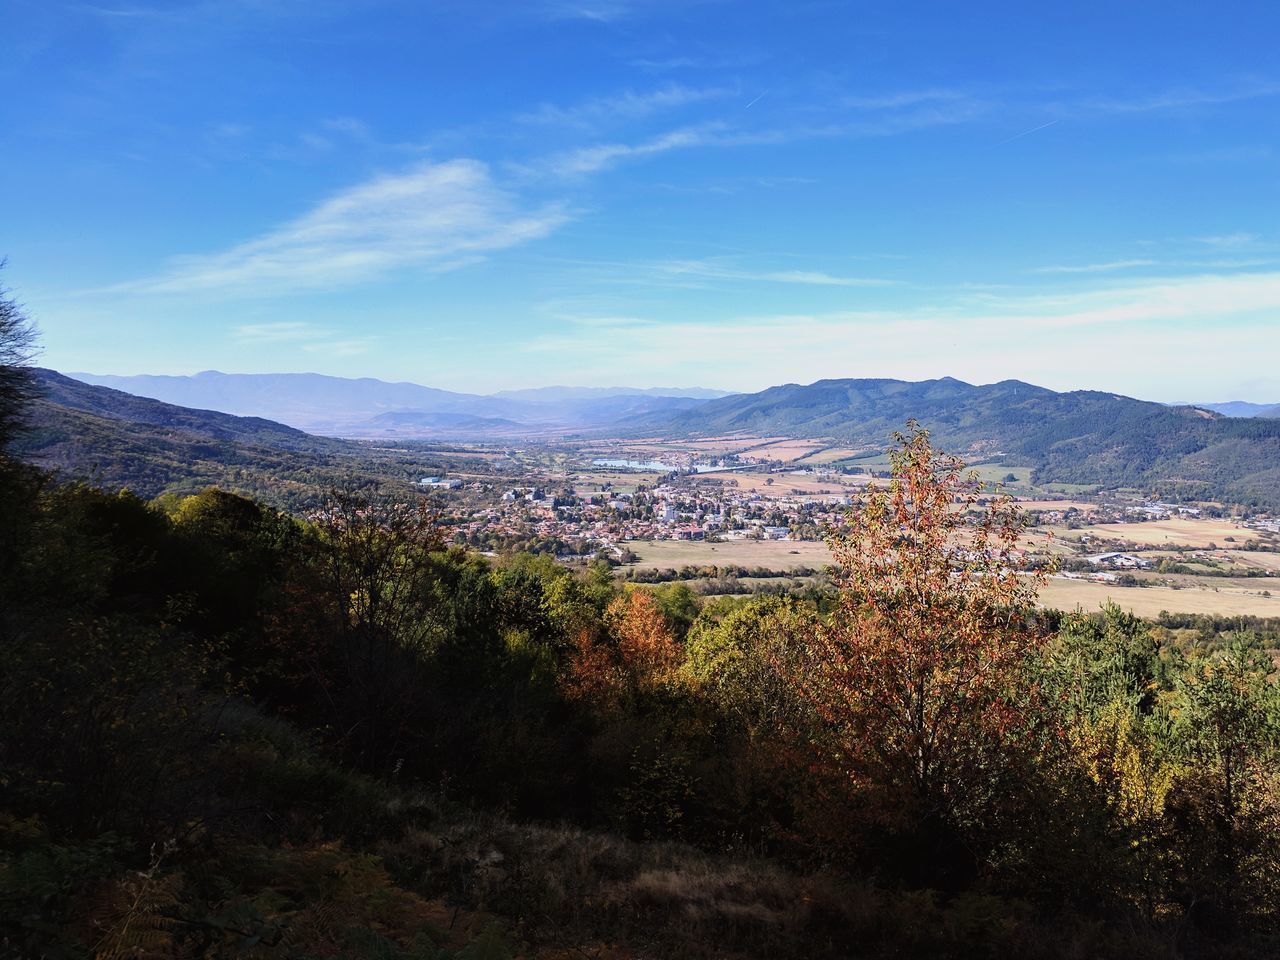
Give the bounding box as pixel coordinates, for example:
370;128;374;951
625;538;834;571
623;541;1278;616
573;471;663;491
738;439;829;462
604;437;778;456
798;446;871;465
1224;551;1280;572
710;471;858;495
1040;577;1280;618
1014;499;1100;513
681;436;779;448
431;450;512;461
1049;517;1251;549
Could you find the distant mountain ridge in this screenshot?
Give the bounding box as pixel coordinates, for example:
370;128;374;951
635;376;1280;508
492;385;733;402
1188;400;1280;419
16;369;407;509
67;371;730;437
36;369;340;452
30;370;1280;509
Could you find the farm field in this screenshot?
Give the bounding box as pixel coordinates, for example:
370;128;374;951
624;538;834;571
623;540;1278;615
596;437;780;457
710;470;862;494
1049;517;1251;548
797;446;872;465
737;438;829;461
1224;551;1280;572
1015;499;1100;512
969;464;1033;486
1040;577;1280;618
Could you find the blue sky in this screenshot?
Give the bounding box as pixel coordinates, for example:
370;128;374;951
4;0;1280;399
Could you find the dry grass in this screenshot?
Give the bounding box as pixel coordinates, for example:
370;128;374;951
1223;550;1280;572
738;439;828;462
1014;499;1101;513
600;437;781;456
1039;577;1280;617
712;471;854;494
626;539;834;571
377;805;1182;960
1049;517;1250;548
797;447;871;465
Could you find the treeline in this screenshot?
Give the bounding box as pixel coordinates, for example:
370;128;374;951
2;302;1280;959
623;563;826;583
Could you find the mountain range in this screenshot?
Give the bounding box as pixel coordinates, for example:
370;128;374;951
630;377;1280;506
67;371;732;437
20;370;1280;510
16;370;445;510
1187;400;1280;419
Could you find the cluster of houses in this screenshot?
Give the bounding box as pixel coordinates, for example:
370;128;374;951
1085;552;1154;570
433;471;862;555
425;463;1278;569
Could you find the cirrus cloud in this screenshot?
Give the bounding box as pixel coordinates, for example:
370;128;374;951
117;159;569;296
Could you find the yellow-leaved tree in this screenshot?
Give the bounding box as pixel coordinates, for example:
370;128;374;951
782;423;1048;879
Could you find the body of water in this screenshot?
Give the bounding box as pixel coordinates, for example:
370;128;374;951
592;457;730;473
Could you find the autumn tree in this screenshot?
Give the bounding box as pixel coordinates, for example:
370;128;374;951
566;589;681;706
783;423;1048;876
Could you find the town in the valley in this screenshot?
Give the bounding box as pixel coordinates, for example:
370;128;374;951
406;437;1280;617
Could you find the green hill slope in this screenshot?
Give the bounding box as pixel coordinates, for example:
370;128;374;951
641;377;1280;507
14;369;429;509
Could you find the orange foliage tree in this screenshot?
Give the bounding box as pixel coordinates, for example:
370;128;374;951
566;589;681;706
785;423;1048;854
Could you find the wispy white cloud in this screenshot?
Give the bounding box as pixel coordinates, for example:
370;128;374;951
843;89;969;110
519;270;1280;395
530;95;984;179
658;259;898;287
539;0;635;20
540;0;721;22
518;84;731;128
1084;81;1280;113
536;124;726;176
1031;259;1157;274
233;321;321;343
299;115;373;151
117;159;569;295
1195;232;1259;248
301;337;377;357
233;321;376;357
964;270;1280;330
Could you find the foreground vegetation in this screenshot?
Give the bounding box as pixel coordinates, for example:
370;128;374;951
3;296;1280;957
3;443;1279;956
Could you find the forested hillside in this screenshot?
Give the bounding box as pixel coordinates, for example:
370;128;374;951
5;290;1280;957
14;369;443;510
5;410;1280;956
641;377;1280;506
